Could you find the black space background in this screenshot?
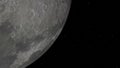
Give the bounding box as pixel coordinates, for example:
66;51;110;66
27;0;120;68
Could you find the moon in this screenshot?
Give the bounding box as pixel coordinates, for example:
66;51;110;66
0;0;71;68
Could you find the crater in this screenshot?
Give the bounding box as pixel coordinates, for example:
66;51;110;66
0;3;5;14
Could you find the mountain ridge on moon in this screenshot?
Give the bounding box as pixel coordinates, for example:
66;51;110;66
0;0;71;68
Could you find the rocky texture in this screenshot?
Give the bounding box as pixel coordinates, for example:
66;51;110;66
0;0;71;68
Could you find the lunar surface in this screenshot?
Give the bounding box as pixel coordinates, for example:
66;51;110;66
0;0;71;68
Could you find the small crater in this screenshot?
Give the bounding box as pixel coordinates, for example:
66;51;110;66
0;4;5;14
0;21;14;36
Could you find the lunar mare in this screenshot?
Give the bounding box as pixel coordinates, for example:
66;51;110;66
0;0;71;68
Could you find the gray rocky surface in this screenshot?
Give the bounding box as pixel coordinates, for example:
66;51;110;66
0;0;71;68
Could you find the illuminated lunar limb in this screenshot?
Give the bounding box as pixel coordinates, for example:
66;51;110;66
0;0;71;68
